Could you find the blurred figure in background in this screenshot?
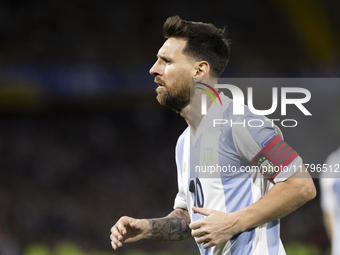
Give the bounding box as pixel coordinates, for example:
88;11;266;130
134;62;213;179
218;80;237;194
320;147;340;255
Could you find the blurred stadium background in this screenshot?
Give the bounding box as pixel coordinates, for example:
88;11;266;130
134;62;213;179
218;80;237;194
0;0;339;254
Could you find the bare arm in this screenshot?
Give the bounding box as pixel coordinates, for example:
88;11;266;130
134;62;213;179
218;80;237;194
235;166;316;230
190;166;316;249
110;208;191;251
145;208;191;241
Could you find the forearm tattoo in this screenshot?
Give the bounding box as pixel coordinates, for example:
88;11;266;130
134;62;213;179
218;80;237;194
145;209;191;241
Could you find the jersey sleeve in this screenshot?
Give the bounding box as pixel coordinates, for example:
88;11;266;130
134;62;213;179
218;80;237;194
232;113;302;183
320;177;336;215
320;150;339;215
173;130;188;210
173;173;187;210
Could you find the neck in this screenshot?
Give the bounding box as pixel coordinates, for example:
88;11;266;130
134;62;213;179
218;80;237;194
180;79;217;135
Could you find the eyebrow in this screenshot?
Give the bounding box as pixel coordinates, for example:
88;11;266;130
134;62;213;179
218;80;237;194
157;54;172;62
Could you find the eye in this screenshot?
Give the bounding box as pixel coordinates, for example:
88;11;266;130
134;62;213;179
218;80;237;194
162;57;172;64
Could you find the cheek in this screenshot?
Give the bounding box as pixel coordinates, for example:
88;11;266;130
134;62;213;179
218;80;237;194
163;66;173;80
164;65;179;78
164;64;193;78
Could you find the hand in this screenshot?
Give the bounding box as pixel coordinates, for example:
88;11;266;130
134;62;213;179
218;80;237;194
110;216;149;251
189;206;241;249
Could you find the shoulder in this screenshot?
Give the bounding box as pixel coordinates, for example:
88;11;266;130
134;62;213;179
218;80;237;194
176;127;189;149
320;147;340;179
325;147;340;165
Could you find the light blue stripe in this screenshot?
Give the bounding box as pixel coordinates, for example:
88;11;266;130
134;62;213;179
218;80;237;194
230;229;256;255
334;179;340;255
243;106;277;150
219;103;251;179
266;220;280;255
219;104;255;254
334;179;340;215
221;177;255;255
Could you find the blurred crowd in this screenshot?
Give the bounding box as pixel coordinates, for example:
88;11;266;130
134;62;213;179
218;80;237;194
0;0;338;75
0;111;189;253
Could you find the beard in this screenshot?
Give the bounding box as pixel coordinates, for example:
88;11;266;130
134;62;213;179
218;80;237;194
156;76;191;113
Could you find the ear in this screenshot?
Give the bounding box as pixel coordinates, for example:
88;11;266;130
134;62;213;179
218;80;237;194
193;61;210;79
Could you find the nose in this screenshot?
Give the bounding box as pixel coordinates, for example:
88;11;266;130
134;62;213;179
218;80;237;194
149;60;161;76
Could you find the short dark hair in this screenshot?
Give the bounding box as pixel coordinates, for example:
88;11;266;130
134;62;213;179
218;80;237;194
163;15;230;77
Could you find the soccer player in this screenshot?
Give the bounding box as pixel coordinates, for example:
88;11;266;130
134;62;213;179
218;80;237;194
320;147;340;255
110;15;316;254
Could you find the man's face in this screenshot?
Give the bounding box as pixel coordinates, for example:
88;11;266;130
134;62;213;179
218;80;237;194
149;38;196;113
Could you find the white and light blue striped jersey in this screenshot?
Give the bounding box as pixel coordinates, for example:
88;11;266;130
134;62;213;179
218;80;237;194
174;92;302;255
320;147;340;255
